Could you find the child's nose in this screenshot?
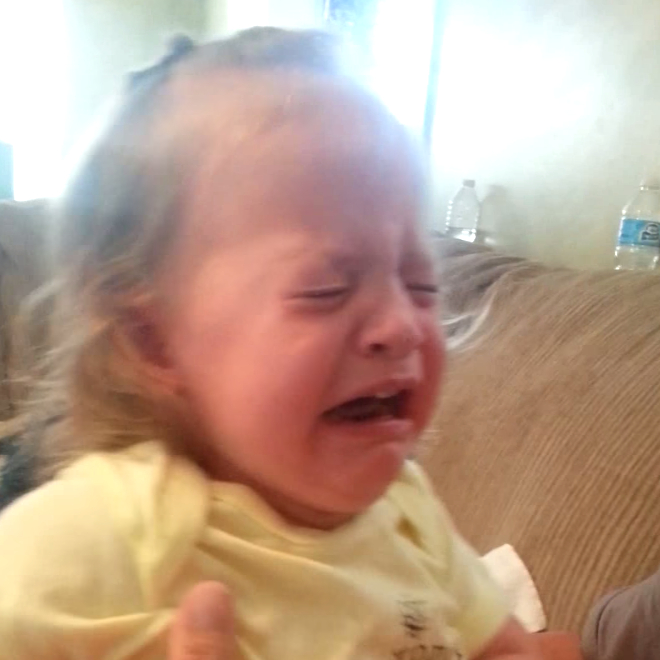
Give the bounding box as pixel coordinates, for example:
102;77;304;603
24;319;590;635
359;287;424;360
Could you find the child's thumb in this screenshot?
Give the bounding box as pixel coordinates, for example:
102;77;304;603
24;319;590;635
169;582;239;660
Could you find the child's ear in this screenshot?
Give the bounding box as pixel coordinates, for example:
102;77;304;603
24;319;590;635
121;305;180;393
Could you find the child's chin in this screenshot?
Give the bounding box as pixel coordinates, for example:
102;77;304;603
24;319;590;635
335;445;410;510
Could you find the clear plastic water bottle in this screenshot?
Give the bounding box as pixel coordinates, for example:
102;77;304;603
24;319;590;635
445;179;480;243
615;180;660;270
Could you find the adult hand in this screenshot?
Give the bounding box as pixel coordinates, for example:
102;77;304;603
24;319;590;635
168;582;239;660
536;632;583;660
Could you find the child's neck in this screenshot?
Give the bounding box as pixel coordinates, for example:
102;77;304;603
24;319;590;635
213;465;354;530
262;490;356;531
194;445;359;530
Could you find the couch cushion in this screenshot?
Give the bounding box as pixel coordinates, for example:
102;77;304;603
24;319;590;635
420;237;660;632
0;201;50;418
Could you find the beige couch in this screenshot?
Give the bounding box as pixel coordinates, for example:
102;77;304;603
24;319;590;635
424;239;660;632
0;201;49;420
1;200;659;635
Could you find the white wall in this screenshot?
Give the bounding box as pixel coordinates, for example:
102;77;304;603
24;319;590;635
268;0;323;28
2;0;207;199
431;0;660;269
207;0;323;36
63;0;207;154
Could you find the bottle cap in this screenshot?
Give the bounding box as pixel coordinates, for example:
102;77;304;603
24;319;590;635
463;179;476;188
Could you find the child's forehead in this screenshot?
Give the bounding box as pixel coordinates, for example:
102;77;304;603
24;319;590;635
173;71;425;257
171;69;420;173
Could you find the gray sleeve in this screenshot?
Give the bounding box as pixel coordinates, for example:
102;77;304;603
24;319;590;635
582;567;660;660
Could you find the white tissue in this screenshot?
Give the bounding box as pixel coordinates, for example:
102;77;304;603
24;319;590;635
481;544;547;633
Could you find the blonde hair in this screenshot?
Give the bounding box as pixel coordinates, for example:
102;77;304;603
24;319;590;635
19;28;351;482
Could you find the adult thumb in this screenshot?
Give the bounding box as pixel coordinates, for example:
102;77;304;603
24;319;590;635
169;582;239;660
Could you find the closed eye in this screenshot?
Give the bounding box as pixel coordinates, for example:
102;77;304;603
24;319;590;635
297;287;350;299
407;283;440;307
408;284;439;294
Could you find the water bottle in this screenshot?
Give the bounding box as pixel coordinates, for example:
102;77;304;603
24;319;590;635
445;179;480;243
615;180;660;270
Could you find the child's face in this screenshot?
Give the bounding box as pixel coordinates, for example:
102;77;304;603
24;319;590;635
162;79;444;528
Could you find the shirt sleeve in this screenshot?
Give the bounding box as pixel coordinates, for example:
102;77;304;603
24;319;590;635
0;473;171;660
393;462;511;659
0;441;209;660
582;567;660;660
439;517;510;658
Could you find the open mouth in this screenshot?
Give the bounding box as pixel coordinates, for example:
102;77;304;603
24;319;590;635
322;391;410;423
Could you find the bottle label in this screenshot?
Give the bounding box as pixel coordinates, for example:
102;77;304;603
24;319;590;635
618;218;660;247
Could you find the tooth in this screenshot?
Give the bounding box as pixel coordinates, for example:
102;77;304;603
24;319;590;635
375;390;399;399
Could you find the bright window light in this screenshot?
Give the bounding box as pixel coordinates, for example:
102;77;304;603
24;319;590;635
367;0;436;135
0;0;69;200
432;11;593;177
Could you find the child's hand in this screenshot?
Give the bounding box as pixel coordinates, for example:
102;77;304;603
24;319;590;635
169;582;239;660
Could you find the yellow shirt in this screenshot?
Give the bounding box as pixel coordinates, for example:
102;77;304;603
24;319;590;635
0;442;508;660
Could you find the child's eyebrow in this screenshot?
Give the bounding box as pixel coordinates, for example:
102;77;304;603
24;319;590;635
276;238;436;273
402;249;436;271
278;243;363;271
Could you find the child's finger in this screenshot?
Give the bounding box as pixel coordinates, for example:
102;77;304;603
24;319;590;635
169;581;238;660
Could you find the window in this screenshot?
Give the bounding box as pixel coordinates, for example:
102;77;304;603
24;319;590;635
324;0;439;138
0;0;69;200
